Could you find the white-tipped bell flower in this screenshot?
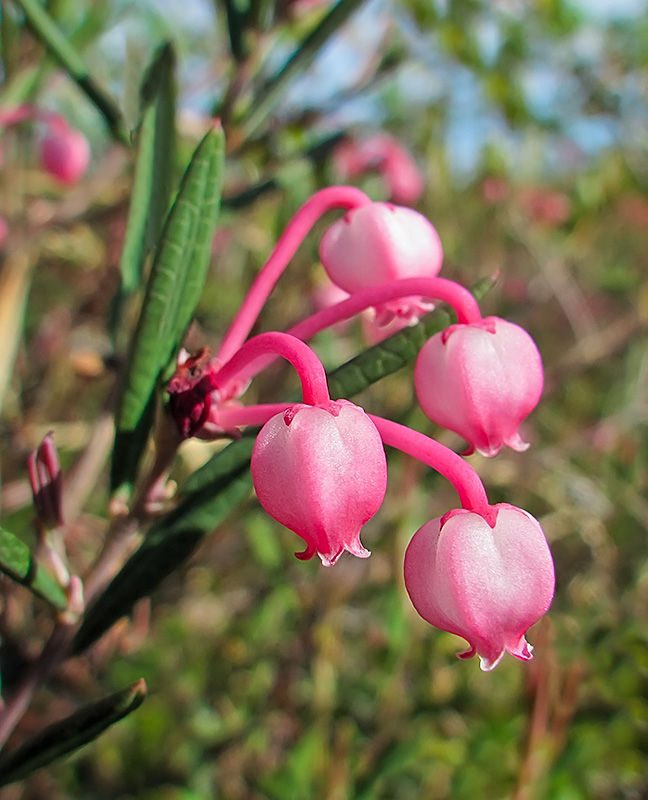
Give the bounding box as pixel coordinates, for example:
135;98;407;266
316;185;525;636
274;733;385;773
414;317;543;457
404;504;555;670
251;400;387;566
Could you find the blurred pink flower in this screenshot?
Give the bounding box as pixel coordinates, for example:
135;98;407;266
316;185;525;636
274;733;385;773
520;187;571;226
415;317;543;457
334;135;424;205
251;400;387;565
404;504;555;670
0;216;7;248
39;122;90;185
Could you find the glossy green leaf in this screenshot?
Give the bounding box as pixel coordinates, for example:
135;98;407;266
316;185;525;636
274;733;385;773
0;527;67;610
111;123;226;493
119;42;177;294
0;680;146;786
12;0;129;145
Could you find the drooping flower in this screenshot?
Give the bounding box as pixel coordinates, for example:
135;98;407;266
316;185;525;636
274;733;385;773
39;122;90;185
414;317;543;457
404;504;555;670
319;202;443;325
251;400;387;565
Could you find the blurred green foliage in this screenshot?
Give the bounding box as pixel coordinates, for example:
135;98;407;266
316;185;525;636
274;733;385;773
1;0;648;797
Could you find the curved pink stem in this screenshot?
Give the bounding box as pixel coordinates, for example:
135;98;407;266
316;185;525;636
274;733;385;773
216;403;291;429
214;332;330;406
216;186;372;364
291;276;482;335
369;415;494;523
218;277;481;397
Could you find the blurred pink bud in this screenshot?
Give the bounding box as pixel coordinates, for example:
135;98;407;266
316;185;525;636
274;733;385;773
27;431;64;528
414;317;543;457
520;187;571;226
0;216;7;248
39;125;90;185
319;202;443;325
334;135;424;205
404;504;555;670
251;400;387;566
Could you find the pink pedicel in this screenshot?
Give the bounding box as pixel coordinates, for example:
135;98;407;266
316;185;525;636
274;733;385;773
39;123;90;185
334;135;424;205
404;504;555;671
251;401;387;566
414;317;544;457
319;202;443;325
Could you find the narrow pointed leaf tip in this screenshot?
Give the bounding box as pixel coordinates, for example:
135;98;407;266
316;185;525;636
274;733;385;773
0;679;146;786
0;527;67;609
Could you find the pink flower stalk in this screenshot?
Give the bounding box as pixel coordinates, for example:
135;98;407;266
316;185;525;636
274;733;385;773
414;317;543;457
251;400;387;565
334;135;424;205
216;186;371;365
404;504;555;670
39;118;90;185
27;431;64;528
319;202;444;326
0;216;8;249
214;277;481;402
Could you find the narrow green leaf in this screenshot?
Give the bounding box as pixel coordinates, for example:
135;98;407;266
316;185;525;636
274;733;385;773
12;0;129;145
74;438;255;654
239;0;366;141
111;123;226;493
119;42;177;294
221;0;247;62
0;679;146;786
0;527;67;609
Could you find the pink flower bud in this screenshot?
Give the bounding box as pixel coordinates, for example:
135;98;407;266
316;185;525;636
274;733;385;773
414;317;543;457
27;431;64;528
251;400;387;566
319;203;443;325
404;504;555;670
39;125;90;185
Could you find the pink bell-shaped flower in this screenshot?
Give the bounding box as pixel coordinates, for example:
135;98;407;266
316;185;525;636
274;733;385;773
251;400;387;566
40;124;90;185
414;317;543;457
319;202;443;325
404;504;555;670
